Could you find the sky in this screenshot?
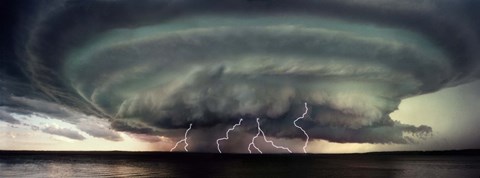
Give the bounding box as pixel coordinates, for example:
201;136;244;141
1;0;480;153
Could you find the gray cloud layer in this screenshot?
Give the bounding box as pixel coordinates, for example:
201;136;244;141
2;0;480;152
0;109;21;125
0;95;122;141
76;118;123;141
41;126;86;140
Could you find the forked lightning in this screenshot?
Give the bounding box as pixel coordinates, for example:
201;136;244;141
170;123;193;152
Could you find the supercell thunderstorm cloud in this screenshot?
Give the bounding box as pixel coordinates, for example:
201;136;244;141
1;0;480;152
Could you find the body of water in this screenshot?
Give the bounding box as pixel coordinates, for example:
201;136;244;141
1;151;479;177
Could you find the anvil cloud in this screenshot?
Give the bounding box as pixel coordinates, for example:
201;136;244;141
1;0;480;152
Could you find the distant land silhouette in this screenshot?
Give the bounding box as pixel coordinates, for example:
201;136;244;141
1;149;479;157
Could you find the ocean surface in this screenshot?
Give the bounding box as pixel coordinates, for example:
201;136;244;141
1;151;479;178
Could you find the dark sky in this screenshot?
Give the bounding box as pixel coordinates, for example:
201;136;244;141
1;0;479;152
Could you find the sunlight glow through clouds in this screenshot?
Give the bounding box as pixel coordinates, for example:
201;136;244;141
309;81;480;153
1;82;479;152
0;114;169;151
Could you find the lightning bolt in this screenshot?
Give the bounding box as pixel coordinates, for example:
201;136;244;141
248;118;292;153
216;118;243;153
294;102;309;153
258;118;292;153
170;123;193;152
248;118;262;154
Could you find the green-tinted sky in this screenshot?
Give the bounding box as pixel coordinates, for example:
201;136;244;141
1;0;479;153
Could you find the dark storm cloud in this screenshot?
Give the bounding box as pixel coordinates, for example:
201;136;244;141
2;0;480;151
8;96;77;118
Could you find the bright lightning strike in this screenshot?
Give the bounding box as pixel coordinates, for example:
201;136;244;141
248;118;262;154
217;119;243;153
258;118;292;153
294;102;309;153
170;123;193;152
248;118;292;153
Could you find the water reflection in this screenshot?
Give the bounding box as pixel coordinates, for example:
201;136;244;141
1;154;479;178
